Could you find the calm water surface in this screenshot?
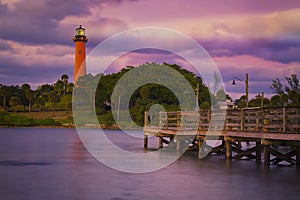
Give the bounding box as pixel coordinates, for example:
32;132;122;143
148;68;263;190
0;128;300;200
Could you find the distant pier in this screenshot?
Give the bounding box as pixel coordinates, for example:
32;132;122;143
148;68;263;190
143;106;300;166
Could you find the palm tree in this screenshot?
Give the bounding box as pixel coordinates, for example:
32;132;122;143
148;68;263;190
36;96;45;111
48;91;58;113
21;84;31;111
9;96;21;112
54;80;64;96
61;74;69;96
0;85;11;111
25;89;35;116
66;83;74;94
21;84;30;92
35;95;45;119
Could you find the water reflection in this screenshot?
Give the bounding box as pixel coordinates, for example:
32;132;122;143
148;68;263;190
0;128;300;200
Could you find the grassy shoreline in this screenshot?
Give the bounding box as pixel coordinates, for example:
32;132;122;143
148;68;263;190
0;124;121;129
0;125;138;130
0;111;144;130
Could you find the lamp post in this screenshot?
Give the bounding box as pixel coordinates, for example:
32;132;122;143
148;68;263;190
232;73;249;108
261;91;264;108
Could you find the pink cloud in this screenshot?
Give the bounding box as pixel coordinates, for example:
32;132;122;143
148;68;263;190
1;0;300;96
214;55;300;81
214;55;300;99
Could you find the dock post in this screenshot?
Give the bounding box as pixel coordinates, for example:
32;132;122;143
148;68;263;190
198;139;203;159
256;140;261;164
241;109;245;132
144;134;148;149
144;111;149;126
264;144;270;166
144;111;149;149
296;147;300;166
225;137;232;159
159;137;163;149
176;135;181;151
170;135;174;141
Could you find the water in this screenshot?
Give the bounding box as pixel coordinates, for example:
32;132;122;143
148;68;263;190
0;128;300;200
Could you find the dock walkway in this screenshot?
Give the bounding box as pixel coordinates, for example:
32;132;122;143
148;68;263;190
143;106;300;166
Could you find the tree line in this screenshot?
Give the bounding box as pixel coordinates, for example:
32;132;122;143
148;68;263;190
0;74;73;113
0;62;299;126
73;63;212;126
73;62;300;126
234;74;299;108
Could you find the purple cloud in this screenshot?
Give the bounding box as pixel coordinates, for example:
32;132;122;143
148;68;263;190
202;38;300;64
0;0;129;46
0;0;299;100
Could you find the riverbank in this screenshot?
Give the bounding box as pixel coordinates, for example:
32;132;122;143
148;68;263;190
0;111;61;126
0;111;142;130
0;124;143;130
0;123;120;129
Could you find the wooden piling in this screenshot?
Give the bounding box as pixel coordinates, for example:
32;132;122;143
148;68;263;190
144;134;148;149
144;111;149;149
198;139;203;159
241;109;245;131
144;111;149;126
170;135;174;142
159;137;163;149
256;140;261;164
264;144;270;166
225;138;232;159
176;135;181;151
296;147;300;166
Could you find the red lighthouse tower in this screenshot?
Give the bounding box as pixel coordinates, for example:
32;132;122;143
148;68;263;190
73;25;88;84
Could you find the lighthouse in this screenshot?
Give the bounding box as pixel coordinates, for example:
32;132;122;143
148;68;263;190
73;25;88;84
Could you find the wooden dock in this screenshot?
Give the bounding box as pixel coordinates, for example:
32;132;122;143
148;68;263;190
143;106;300;166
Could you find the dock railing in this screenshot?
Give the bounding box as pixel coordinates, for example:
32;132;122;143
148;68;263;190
150;106;300;134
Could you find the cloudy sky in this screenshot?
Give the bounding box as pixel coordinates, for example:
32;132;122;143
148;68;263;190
0;0;300;99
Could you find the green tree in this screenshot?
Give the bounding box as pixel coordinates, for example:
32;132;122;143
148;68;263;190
9;96;21;112
248;95;270;107
0;85;11;111
200;101;210;110
288;90;299;105
58;94;72;111
25;89;35;114
285;74;299;92
66;83;74;94
235;95;246;108
35;95;46;112
72;63;211;126
54;80;64;96
21;83;31;110
139;85;151;100
36;84;53;97
270;78;284;95
61;74;69;95
48;91;59;111
21;84;30;92
270;95;281;107
269;74;300;106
